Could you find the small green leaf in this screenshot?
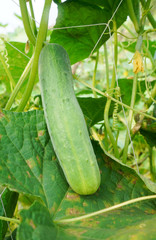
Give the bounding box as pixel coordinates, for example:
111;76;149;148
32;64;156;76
120;40;156;59
50;1;113;64
78;97;115;126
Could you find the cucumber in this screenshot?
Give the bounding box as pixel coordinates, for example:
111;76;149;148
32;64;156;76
39;43;101;195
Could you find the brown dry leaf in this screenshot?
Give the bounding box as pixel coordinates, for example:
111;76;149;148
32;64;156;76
131;50;144;74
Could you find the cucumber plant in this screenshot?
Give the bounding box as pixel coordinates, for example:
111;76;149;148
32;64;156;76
0;0;156;238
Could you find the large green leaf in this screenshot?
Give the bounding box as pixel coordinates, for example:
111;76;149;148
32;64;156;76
16;142;156;239
50;0;128;64
17;198;156;240
0;110;68;215
1;110;156;239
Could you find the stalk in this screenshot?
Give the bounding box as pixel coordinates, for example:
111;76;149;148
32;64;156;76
122;34;143;162
122;74;138;163
76;78;156;121
5;56;33;110
92;50;99;98
17;0;52;112
140;0;156;28
104;20;119;158
19;0;36;45
104;43;109;90
145;83;156;108
126;0;140;33
29;0;37;36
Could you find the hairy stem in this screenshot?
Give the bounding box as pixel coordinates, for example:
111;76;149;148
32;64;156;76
19;0;36;45
17;0;52;112
5;56;33;110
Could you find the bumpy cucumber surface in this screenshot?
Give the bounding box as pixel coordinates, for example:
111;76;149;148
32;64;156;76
39;43;101;195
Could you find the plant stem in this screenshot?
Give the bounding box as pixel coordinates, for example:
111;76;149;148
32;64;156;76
5;56;33;110
143;44;155;69
126;0;140;33
76;78;156;121
104;20;119;158
104;43;109;90
122;74;138;163
0;216;20;224
19;0;36;45
123;24;137;38
29;0;37;36
17;0;52;112
0;51;16;92
152;147;156;178
150;147;156;182
140;0;156;28
56;195;156;224
92;50;99;98
145;83;156;108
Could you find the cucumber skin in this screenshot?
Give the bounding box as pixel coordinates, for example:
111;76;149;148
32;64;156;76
39;43;101;195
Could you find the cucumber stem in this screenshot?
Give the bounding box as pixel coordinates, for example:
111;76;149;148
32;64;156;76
17;0;52;112
126;0;140;33
29;0;38;36
76;78;156;121
150;147;156;182
19;0;36;45
140;0;156;28
104;43;109;90
122;73;138;163
0;216;20;224
5;56;33;110
92;50;99;98
104;20;119;158
145;83;156;108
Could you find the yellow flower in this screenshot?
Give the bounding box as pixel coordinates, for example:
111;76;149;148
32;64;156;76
131;50;144;74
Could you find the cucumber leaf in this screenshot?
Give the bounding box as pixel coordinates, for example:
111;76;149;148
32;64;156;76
77;97;115;126
0;110;68;215
1;110;156;240
17;198;156;239
50;0;128;64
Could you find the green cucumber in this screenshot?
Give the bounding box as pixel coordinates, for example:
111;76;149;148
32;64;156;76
39;43;101;195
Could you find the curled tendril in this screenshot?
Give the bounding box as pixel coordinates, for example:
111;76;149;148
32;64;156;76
112;87;121;131
0;36;9;68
